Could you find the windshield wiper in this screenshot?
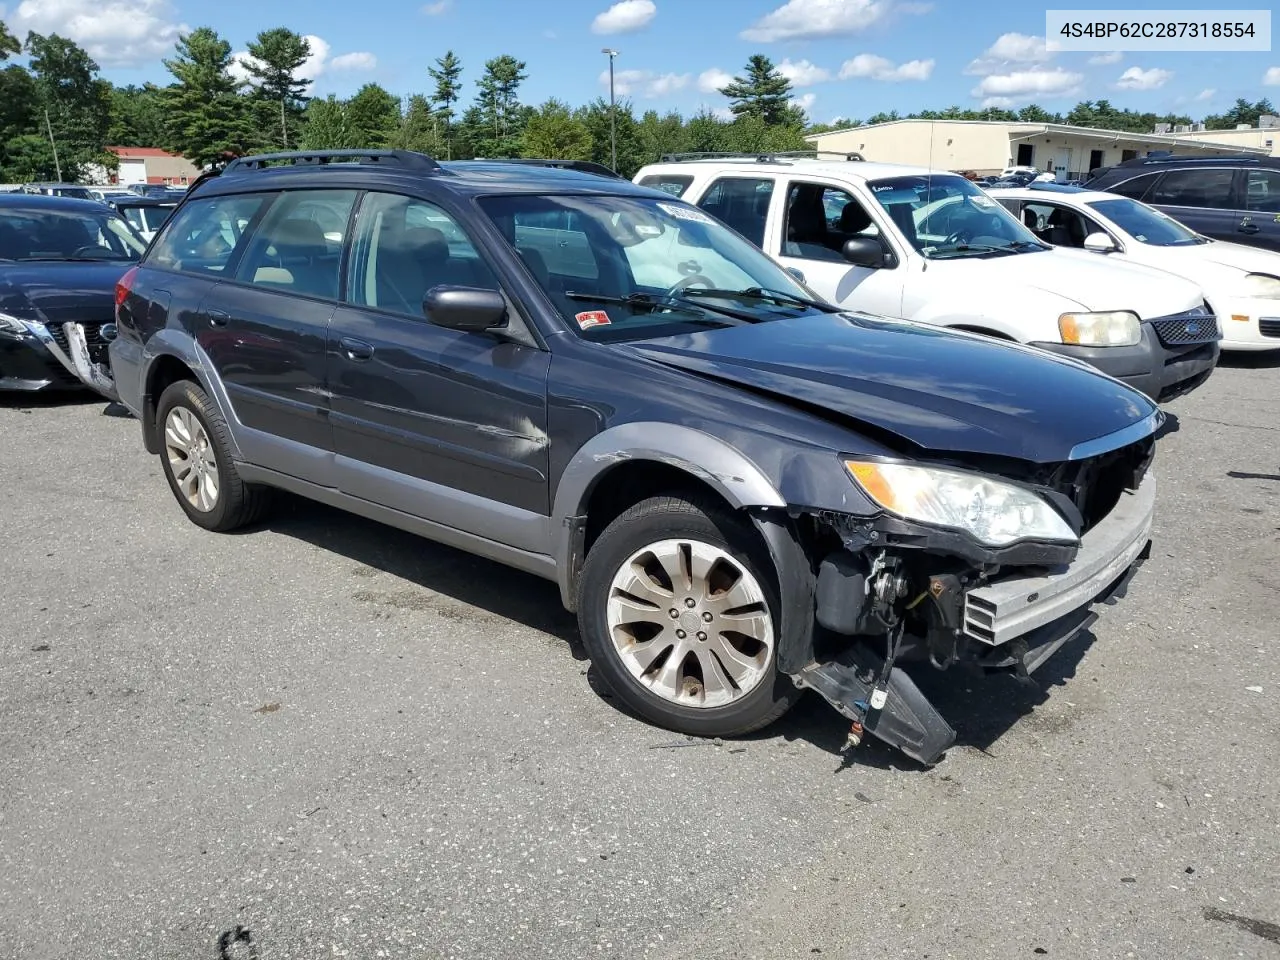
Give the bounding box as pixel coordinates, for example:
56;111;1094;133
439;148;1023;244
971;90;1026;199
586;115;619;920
929;243;1021;258
679;286;841;313
563;291;744;327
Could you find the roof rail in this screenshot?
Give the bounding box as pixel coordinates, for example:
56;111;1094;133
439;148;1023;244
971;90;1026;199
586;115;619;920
657;149;865;164
221;149;442;175
464;158;625;179
1123;152;1264;165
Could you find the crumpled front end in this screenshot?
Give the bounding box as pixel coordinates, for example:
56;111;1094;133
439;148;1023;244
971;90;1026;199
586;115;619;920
781;433;1158;766
4;317;118;399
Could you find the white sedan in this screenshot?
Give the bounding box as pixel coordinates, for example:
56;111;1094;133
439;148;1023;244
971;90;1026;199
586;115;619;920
989;183;1280;351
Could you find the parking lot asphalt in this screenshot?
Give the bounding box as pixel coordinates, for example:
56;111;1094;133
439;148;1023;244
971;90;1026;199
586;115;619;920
1;356;1278;960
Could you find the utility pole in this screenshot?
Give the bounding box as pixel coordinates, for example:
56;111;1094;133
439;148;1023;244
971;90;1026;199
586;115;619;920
602;48;618;171
44;108;63;182
280;98;289;148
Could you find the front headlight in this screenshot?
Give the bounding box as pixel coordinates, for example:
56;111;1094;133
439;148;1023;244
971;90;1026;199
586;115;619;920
0;312;31;336
1239;273;1280;299
844;460;1078;547
1058;310;1141;347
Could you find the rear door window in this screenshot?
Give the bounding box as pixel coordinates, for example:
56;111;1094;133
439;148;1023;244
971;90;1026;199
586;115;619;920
1245;169;1280;212
147;193;271;275
1108;172;1161;201
1146;169;1236;209
694;177;773;247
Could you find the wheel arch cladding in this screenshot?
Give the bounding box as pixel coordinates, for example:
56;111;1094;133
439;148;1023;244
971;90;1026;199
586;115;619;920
141;331;241;459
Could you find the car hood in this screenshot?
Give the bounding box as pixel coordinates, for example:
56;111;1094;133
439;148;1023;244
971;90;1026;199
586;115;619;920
627;312;1158;464
1173;239;1280;276
0;260;134;326
973;248;1203;317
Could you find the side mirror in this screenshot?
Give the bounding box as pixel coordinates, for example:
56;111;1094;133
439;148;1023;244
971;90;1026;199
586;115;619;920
842;236;885;268
1083;232;1117;253
423;285;508;332
785;266;806;284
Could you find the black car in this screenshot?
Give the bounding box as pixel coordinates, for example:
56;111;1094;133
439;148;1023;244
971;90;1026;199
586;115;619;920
104;196;178;242
0;194;147;392
1086;153;1280;252
110;149;1164;765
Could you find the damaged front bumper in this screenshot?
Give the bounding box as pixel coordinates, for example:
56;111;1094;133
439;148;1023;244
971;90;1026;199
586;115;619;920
12;318;118;400
792;472;1157;766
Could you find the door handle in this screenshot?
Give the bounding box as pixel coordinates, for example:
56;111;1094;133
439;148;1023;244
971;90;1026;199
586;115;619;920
340;337;375;361
1239;221;1260;235
206;308;230;327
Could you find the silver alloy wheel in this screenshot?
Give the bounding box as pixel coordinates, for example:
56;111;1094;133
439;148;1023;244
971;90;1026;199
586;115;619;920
606;538;774;708
163;406;219;512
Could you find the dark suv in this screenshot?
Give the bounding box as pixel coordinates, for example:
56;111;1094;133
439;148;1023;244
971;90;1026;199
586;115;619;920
110;149;1165;765
1086;154;1280;252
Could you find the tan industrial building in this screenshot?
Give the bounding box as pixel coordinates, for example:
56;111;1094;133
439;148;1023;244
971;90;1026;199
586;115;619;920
105;146;201;186
1150;121;1279;157
805;119;1269;181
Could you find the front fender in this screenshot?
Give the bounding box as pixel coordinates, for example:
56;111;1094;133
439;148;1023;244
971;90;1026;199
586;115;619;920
551;422;786;608
910;286;1078;343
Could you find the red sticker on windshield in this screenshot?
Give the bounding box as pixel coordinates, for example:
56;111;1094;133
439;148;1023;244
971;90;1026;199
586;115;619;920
575;310;611;330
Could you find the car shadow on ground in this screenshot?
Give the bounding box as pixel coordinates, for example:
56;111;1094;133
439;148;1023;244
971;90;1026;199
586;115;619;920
0;390;106;411
258;492;1101;770
1217;350;1280;370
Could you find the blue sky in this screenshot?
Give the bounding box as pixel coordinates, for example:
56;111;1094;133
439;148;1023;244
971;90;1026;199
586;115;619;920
2;0;1277;122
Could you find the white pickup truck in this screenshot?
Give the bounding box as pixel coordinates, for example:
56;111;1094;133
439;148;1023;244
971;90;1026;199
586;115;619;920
632;155;1221;402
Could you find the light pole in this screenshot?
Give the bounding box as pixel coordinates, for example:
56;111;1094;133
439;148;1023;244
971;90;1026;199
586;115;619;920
602;47;618;171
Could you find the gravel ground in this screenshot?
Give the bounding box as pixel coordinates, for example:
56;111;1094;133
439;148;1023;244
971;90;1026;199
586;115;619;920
1;356;1277;960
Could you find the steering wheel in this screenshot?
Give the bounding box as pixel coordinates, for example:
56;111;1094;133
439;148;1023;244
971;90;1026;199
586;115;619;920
665;274;714;297
942;228;971;246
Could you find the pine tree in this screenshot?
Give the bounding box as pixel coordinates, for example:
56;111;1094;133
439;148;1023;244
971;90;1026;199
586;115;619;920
162;28;252;168
474;54;526;155
25;33;112;180
522;99;592;160
243;28;311;149
720;55;792;126
428;50;462;158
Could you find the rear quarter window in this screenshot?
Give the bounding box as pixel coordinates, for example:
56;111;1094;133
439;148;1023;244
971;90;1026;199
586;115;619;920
637;174;693;198
147;193;270;275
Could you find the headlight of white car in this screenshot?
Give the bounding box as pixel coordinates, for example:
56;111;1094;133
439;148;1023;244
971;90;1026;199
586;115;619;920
1239;273;1280;299
1058;310;1141;347
844;460;1078;547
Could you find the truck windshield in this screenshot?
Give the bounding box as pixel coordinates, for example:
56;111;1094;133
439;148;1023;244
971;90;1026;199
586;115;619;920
477;193;832;340
867;174;1048;259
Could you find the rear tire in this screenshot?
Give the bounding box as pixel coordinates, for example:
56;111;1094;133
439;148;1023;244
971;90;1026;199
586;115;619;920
577;494;800;737
155;380;270;532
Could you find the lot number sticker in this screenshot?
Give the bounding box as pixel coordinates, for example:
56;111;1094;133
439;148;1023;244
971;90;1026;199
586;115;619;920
575;310;612;330
657;203;714;224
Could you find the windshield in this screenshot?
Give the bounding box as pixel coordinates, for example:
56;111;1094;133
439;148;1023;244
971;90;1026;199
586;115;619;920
122;205;175;234
476;194;830;340
867;174;1047;259
0;207;147;261
1086;197;1206;247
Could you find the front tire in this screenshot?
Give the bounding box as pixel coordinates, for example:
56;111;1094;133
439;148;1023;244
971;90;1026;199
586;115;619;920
577;495;800;737
155;380;270;532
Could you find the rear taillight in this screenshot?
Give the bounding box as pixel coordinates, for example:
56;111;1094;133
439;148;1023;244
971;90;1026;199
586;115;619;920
115;265;139;310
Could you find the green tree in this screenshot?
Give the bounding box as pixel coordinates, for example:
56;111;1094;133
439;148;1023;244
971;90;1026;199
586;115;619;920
300;94;353;149
636;109;685;163
0;65;41;178
474;54;526;155
345;82;401;147
521;99;592;160
1203;97;1276;130
576;97;642;175
720;55;793;126
683;109;729;153
428;49;462;158
107;84;168;146
0;20;20;60
243;28;311;149
25;32;112;180
393;94;443;154
163;27;253;167
4;133;60;181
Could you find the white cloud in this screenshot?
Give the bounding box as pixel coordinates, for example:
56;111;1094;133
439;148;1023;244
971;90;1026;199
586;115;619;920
591;0;655;34
231;35;372;86
791;92;817;113
838;53;934;82
971;67;1084;105
966;32;1050;75
741;0;892;42
712;106;734;121
1194;87;1216;102
1264;67;1280;86
777;58;831;86
1088;51;1122;65
698;67;734;94
329;51;376;71
9;0;188;67
600;67;688;98
1115;66;1172;90
421;0;450;13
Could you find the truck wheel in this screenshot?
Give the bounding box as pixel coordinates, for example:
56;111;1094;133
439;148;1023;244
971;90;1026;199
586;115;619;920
155;379;270;532
577;495;800;737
